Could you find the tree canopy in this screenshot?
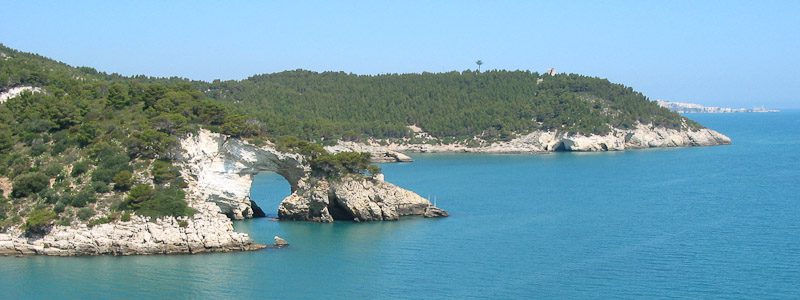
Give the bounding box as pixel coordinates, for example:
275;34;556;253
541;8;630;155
205;69;699;144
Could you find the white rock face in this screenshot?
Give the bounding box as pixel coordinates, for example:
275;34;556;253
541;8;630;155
178;129;307;219
0;86;41;103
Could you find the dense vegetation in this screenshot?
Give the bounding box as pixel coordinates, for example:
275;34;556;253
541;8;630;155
206;70;698;144
0;44;330;234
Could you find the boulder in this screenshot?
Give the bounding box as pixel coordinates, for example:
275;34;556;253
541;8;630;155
273;236;288;247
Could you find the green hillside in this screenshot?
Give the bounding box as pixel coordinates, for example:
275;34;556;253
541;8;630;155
0;44;376;234
206;70;699;143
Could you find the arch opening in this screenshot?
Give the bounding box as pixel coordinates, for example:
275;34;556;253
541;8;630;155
249;172;293;218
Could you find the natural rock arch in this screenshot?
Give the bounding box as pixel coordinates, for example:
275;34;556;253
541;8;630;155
178;129;447;222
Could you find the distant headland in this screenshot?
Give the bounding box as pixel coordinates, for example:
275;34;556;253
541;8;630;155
656;100;780;114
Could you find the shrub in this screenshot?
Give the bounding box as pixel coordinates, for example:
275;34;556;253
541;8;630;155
71;161;90;177
310;152;376;178
77;207;95;221
92;181;111;193
112;170;134;191
66;189;96;207
53;202;66;213
88;216;113;227
24;208;57;235
120;185;194;218
91;168;115;184
30;142;48;156
12;172;50;198
151;160;179;184
44;164;63;177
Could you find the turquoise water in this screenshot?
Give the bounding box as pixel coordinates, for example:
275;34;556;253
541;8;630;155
1;112;799;299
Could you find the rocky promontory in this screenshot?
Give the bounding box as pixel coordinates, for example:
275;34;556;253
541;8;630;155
279;175;446;222
1;129;446;256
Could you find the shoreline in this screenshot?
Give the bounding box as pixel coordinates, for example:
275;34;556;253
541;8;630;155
328;125;732;162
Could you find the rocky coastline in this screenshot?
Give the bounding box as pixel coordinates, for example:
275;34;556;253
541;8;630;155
328;123;731;162
1;129;446;256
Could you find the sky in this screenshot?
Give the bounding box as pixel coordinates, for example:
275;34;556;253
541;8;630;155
1;1;799;108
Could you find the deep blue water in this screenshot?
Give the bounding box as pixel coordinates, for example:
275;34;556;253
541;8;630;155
1;112;799;299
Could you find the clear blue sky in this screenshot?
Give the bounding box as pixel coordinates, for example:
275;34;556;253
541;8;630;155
1;1;798;108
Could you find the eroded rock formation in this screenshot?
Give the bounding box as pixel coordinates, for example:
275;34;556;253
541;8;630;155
278;176;445;222
1;129;444;256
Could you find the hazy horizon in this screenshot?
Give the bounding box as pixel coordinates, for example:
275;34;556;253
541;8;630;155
1;1;798;109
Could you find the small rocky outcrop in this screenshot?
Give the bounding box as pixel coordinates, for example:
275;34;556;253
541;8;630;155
279;176;446;222
273;236;288;247
0;86;42;103
423;206;449;218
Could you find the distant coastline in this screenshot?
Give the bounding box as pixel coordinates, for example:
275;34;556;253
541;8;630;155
656;100;780;114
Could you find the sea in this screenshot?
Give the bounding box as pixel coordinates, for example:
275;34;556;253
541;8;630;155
1;111;798;299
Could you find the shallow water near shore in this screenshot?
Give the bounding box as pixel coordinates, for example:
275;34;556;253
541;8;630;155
1;112;799;299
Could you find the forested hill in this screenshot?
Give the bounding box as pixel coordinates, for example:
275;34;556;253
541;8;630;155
0;44;384;234
0;43;267;232
205;70;700;143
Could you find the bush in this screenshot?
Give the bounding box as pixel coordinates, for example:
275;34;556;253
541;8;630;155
88;215;113;227
77;207;95;221
151;160;179;184
91;168;116;184
120;185;194;218
0;195;8;221
126;129;175;159
310;152;376;178
24;207;57;235
120;211;131;222
112;170;134;191
71;161;90;177
92;181;111;193
66;189;96;207
44;163;63;177
12;172;50;198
